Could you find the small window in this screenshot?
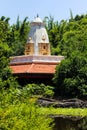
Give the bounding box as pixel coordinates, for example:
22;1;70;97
43;46;46;49
27;46;30;50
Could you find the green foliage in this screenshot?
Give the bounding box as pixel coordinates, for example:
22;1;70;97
45;14;87;98
1;14;87;99
39;107;87;117
0;103;53;130
0;41;19;90
0;16;10;42
0;87;53;130
53;52;87;98
45;14;87;57
23;83;54;98
6;16;30;56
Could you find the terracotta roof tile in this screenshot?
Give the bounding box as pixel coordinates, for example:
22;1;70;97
10;63;57;74
10;64;31;74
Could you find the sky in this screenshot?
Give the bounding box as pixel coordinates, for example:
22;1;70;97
0;0;87;24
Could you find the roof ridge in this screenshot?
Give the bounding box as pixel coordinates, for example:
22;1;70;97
26;63;34;73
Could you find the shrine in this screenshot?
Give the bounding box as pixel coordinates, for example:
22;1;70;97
10;15;64;85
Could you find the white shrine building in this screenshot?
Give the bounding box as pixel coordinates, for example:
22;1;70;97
10;15;64;85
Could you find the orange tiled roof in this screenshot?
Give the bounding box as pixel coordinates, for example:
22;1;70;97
10;63;57;74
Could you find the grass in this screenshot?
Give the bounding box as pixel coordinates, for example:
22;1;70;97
39;107;87;117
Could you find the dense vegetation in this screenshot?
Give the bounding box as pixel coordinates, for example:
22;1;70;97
50;14;87;98
0;87;54;130
0;16;54;129
0;13;87;129
0;14;87;97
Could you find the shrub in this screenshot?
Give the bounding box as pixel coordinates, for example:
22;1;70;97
0;87;54;130
23;83;54;98
53;52;87;98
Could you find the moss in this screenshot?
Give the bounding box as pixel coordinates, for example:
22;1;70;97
39;107;87;117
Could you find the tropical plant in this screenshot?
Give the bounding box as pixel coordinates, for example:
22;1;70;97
53;51;87;98
23;83;54;98
0;87;53;130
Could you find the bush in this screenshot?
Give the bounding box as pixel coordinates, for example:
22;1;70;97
53;52;87;98
23;83;54;98
0;103;53;130
0;87;54;130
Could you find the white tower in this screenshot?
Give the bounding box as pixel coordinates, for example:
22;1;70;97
25;15;50;55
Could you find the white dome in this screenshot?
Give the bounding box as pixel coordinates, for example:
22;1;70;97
29;26;49;44
33;16;42;23
27;16;50;55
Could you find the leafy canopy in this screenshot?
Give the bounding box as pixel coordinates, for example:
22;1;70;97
53;52;87;98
